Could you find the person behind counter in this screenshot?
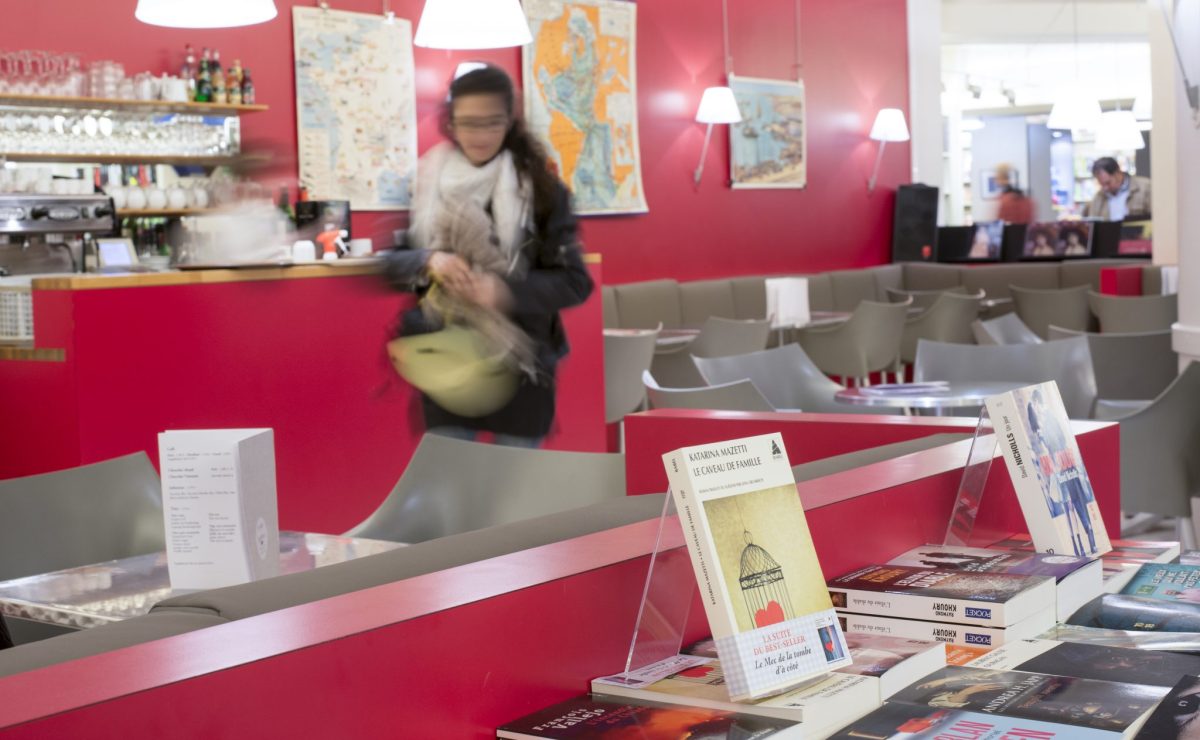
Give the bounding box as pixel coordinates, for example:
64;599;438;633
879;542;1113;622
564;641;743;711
1085;157;1151;221
993;162;1034;224
386;65;593;449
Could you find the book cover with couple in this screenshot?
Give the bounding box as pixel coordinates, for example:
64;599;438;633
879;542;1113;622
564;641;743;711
985;381;1112;559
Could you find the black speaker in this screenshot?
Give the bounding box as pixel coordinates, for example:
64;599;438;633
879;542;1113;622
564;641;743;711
892;184;939;262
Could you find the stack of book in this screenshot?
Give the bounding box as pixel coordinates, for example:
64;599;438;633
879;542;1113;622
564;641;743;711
989;533;1180;593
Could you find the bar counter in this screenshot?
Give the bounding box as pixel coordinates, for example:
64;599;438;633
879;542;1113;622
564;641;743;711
0;255;606;533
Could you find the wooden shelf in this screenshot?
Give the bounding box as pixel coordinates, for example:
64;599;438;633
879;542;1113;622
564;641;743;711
0;152;246;166
117;208;222;218
0;93;268;116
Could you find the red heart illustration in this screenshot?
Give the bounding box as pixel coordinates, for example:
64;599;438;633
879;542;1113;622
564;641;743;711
677;666;712;678
754;600;786;628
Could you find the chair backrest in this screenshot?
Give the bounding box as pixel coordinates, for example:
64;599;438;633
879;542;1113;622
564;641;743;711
0;453;165;582
972;313;1045;345
886;285;968;311
1011;284;1092;339
642;371;774;412
345;434;627;543
798;299;910;378
690;316;772;358
604;328;659;423
913;336;1098;418
1117;361;1200;517
900;290;984;363
601;285;620;329
1047;325;1178;402
693;343;849;413
1087;291;1178;334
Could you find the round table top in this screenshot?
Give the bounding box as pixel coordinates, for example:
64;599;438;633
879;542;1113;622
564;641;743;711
834;381;1027;409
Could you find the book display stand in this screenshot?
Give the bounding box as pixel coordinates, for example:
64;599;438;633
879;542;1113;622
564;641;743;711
942;409;998;547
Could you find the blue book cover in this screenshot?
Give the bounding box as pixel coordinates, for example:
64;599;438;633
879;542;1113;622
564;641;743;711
1123;564;1200;603
1068;594;1200;632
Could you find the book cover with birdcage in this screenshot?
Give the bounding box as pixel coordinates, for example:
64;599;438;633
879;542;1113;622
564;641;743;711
663;433;851;703
984;381;1111;559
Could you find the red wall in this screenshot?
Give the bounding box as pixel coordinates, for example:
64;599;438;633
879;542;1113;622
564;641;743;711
3;0;909;284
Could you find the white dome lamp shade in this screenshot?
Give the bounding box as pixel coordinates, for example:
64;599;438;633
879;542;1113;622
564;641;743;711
1047;91;1102;131
1132;91;1152;121
135;0;278;28
867;108;909;192
1095;110;1146;152
693;86;742;185
414;0;532;50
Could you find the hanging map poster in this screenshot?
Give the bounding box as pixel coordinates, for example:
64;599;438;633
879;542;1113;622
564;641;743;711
729;75;807;189
523;0;648;215
293;7;417;210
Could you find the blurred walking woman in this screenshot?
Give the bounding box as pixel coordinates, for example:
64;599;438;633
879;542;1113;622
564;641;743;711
386;65;593;448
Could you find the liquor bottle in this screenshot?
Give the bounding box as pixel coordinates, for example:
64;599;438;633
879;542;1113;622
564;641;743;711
240;69;255;105
230;58;244;88
227;68;242;105
211;51;227;105
277;186;294;223
195;48;212;103
182;44;197;98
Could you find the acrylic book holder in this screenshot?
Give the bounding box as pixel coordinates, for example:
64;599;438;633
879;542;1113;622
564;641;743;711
942;408;998;547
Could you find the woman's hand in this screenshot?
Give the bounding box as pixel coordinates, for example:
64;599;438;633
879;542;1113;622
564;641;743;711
463;273;513;313
427;252;473;294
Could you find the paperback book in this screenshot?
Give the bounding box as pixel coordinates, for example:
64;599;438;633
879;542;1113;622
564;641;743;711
1122;564;1200;604
967;638;1200;687
984;382;1111;558
663;433;851;702
944;644;994;666
1132;675;1200;739
887;544;1102;621
888;666;1165;734
1067;594;1200;632
827;702;1122;739
988;534;1179;564
839;605;1056;649
827;564;1055;628
496;694;802;739
1042;624;1200;654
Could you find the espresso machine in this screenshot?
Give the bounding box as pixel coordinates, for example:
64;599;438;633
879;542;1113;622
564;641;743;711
0;194;118;276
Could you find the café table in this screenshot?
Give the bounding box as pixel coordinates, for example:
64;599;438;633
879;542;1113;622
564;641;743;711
834;381;1026;416
0;531;402;631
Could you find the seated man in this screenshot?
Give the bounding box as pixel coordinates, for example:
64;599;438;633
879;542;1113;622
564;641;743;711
1085;156;1151;221
0;615;11;650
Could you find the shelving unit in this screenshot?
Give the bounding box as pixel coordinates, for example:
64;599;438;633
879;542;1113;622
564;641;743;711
116;208;221;218
0;93;268;116
0;153;247;166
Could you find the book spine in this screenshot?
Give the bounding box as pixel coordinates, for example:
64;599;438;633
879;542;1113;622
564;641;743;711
841;613;1016;649
830;586;1010;627
663;450;736;640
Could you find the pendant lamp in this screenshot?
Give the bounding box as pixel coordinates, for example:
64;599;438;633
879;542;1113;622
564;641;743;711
414;0;532;50
135;0;278;28
1095;110;1146;151
1046;0;1101;131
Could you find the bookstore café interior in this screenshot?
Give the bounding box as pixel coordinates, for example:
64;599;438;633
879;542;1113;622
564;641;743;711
1;0;1200;736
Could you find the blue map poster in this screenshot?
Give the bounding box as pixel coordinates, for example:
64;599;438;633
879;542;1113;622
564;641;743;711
728;76;807;190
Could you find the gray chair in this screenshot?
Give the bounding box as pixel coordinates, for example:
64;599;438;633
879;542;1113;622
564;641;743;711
693;344;884;414
887;285;968;311
971;313;1045;345
1011;284;1093;339
1113;362;1200;546
899;290;984;367
1048;326;1178;404
0;453;164;583
792;433;972;483
1088;291;1178;334
796;298;911;385
650;316;771;388
345;434;626;543
642;371;774;412
913;336;1098;419
604;326;659;424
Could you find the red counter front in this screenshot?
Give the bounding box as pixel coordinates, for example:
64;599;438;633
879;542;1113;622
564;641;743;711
0;259;605;532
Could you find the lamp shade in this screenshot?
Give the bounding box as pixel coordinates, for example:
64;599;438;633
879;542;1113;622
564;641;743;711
135;0;277;27
869;108;910;142
1095;110;1146;151
454;61;489;80
414;0;532;50
695;87;742;124
1047;91;1102;131
1132;92;1152;121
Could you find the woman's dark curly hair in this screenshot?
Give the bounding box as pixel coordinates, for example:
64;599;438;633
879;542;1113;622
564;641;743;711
441;65;562;231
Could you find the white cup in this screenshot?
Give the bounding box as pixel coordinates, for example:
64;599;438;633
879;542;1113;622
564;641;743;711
146;187;167;210
125;187;148;210
292;240;317;262
167;187;188;210
161;76;188;103
348;238;373;257
107;186;127;209
189;187;210;208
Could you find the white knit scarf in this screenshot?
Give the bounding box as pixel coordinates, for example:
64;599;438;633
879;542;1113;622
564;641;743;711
409;142;529;273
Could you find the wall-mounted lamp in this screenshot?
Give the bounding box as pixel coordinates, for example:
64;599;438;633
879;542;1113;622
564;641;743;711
693;86;742;185
866;108;909;192
136;0;277;27
414;0;532;50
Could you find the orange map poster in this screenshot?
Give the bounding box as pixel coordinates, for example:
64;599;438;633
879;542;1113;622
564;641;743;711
522;0;648;215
